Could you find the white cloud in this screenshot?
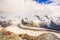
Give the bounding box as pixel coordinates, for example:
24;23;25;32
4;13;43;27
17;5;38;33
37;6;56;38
0;0;60;17
0;0;25;12
47;0;60;5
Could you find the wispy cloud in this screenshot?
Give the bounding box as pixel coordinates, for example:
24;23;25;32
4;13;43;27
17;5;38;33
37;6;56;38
50;0;60;5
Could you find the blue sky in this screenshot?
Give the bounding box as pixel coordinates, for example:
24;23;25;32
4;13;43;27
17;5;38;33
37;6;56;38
34;0;53;4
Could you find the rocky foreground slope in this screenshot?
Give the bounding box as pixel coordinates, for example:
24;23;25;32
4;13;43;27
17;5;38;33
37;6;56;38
0;28;60;40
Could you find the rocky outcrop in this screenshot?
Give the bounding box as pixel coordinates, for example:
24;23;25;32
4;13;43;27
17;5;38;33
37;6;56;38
0;20;12;27
0;29;21;40
37;33;60;40
19;33;60;40
35;15;60;31
21;18;37;27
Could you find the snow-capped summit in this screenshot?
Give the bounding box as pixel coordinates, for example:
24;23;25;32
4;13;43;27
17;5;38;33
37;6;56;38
35;15;60;31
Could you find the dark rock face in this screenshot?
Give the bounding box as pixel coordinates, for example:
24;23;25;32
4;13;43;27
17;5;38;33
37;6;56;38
21;18;37;27
37;33;60;40
35;15;42;21
21;19;28;25
0;20;12;27
35;15;60;31
40;20;60;31
49;20;60;31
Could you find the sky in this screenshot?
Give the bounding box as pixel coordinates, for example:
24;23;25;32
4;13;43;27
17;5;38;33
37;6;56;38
34;0;53;4
0;0;60;20
34;0;60;5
